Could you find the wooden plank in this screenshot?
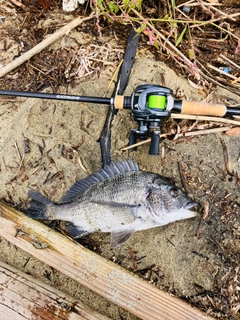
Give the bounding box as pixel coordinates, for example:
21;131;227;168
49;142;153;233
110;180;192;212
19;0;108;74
0;202;215;320
0;261;110;320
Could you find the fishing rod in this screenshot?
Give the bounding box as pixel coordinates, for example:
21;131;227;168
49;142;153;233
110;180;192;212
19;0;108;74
1;85;240;155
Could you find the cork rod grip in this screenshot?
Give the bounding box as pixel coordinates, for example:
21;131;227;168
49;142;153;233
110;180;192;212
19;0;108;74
181;100;227;117
114;95;124;109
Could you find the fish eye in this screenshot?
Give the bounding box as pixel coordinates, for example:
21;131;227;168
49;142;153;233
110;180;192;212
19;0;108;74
169;187;179;198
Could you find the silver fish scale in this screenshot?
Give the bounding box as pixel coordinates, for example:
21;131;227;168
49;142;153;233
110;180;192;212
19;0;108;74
51;171;159;232
85;171;158;203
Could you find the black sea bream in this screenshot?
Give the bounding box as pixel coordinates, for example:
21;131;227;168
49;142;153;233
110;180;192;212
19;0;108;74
24;159;197;247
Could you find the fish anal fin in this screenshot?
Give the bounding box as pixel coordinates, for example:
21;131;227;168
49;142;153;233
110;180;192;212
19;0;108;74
28;190;53;205
111;228;135;248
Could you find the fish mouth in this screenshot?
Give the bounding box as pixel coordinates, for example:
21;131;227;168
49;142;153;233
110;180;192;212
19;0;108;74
185;201;198;209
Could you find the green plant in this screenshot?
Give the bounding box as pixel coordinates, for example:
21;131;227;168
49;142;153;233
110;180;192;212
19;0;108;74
92;0;240;92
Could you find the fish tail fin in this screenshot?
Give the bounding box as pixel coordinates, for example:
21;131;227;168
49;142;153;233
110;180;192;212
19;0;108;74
23;190;53;219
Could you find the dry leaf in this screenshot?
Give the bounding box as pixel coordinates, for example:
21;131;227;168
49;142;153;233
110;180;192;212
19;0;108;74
36;0;51;9
225;127;240;136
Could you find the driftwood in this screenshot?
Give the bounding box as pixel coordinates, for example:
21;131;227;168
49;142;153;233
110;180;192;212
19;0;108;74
0;202;215;320
0;261;110;320
0;15;94;78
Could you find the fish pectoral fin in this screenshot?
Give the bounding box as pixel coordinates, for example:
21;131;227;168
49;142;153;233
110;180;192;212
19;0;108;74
64;222;88;239
111;227;135;248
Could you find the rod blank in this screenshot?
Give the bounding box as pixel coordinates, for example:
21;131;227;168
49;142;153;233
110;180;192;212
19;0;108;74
0;89;111;105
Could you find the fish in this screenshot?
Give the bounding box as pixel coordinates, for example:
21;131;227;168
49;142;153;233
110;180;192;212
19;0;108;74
23;159;197;247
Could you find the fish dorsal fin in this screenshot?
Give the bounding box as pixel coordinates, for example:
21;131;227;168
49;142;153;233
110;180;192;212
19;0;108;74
59;159;139;204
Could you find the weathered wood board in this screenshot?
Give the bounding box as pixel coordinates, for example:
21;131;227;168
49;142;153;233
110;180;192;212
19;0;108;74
0;261;110;320
0;202;215;320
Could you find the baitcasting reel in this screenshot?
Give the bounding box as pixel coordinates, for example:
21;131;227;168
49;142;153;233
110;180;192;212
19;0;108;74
128;84;174;155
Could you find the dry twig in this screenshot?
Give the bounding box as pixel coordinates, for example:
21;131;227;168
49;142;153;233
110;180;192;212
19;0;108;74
121;126;232;151
220;138;233;176
9;0;29;11
0;15;95;78
121;112;240;151
171;114;240;125
178;162;191;194
207;64;238;81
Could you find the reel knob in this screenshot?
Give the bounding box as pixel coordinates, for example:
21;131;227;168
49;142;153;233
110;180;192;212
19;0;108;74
149;132;160;155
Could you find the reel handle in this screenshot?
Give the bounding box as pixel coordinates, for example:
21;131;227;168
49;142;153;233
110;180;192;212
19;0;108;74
149;133;160;155
129;132;137;151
